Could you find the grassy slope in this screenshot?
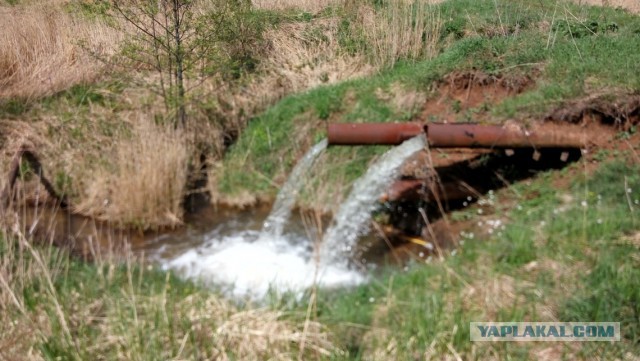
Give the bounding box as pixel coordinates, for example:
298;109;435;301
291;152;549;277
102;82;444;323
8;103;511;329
221;0;640;204
2;0;640;360
313;160;640;359
3;159;638;359
0;243;335;360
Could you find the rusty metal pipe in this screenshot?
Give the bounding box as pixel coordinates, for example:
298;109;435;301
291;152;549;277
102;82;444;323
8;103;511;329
327;123;585;149
327;123;424;145
426;123;584;148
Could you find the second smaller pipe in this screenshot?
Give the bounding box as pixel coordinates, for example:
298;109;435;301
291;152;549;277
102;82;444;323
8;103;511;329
327;122;585;149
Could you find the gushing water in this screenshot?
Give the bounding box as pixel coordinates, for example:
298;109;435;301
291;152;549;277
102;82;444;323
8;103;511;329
261;139;328;239
321;135;427;265
158;139;365;299
155;136;425;299
162;229;364;299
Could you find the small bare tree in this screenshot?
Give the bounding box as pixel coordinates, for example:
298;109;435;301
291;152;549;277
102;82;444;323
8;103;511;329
109;0;262;128
110;0;194;127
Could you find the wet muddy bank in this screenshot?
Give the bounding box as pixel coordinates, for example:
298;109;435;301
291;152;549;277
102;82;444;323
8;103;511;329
5;91;639;271
2;130;593;265
7;147;583;269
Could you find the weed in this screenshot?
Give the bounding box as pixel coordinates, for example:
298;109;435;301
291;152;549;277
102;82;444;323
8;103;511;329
311;159;640;358
222;0;640;203
0;3;120;98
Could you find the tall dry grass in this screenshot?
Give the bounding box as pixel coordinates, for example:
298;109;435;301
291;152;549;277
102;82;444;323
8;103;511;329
252;0;341;12
359;0;443;69
262;18;374;93
0;211;339;360
0;210;70;361
575;0;640;13
74;116;190;229
0;4;119;99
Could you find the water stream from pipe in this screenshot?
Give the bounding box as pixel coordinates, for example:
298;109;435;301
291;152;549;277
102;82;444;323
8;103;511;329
320;135;427;266
159;139;364;299
260;139;327;240
156;136;425;299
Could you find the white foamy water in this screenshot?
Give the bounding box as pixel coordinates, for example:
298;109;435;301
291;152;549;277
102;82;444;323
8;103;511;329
156;136;424;299
159;139;363;299
162;230;364;299
321;135;427;265
261;139;328;239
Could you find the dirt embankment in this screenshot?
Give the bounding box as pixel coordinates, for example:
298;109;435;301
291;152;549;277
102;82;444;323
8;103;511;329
0;2;375;232
420;71;533;124
376;70;640;264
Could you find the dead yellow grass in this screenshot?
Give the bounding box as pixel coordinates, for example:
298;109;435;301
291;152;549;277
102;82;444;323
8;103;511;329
262;18;374;93
91;290;337;359
358;0;443;69
461;275;519;319
575;0;640;13
376;82;426;114
73;116;189;229
0;4;119;99
210;307;336;358
214;15;374;117
0;223;63;361
252;0;341;12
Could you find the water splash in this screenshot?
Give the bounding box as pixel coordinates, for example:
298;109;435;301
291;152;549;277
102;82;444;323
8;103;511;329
261;139;328;239
156;136;425;299
159;139;365;300
163;229;364;299
321;135;426;265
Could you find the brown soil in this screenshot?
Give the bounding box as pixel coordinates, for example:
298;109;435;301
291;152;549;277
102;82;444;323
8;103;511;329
381;72;640;264
546;94;640;129
397;70;537;179
544;94;640;187
420;71;534;124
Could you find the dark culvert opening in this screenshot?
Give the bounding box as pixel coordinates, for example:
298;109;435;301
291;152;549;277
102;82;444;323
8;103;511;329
358;147;583;264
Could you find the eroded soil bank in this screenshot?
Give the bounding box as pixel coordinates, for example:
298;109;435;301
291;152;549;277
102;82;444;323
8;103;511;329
371;73;640;263
3;0;640;264
8;73;640;266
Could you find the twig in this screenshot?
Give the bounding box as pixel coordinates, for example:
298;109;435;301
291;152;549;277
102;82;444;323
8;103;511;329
1;145;68;210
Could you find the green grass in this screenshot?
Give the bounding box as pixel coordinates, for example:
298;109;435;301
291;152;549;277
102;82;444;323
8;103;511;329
17;154;640;360
0;238;332;360
299;159;640;359
38;260;205;360
221;0;640;202
3;0;640;359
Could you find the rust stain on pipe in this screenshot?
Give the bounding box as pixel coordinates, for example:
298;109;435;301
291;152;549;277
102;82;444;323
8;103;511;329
381;179;424;202
426;123;584;148
327;123;424;145
327;122;585;149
